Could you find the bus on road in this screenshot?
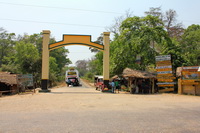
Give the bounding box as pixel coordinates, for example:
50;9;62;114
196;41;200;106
65;68;80;86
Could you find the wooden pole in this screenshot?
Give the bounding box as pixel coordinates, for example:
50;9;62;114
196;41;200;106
152;78;155;94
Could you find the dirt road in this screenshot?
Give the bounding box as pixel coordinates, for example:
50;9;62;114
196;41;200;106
1;82;200;133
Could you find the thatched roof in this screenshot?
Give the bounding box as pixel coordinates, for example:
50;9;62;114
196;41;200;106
0;72;18;85
111;75;119;80
122;68;156;79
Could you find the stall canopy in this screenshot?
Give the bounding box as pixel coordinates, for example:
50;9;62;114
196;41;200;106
122;68;156;79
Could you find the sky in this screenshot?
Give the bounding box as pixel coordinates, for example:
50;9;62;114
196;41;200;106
1;0;200;66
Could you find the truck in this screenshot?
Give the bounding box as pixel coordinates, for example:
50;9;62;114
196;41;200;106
65;68;80;86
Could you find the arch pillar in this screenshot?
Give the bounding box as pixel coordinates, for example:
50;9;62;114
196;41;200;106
103;32;110;87
40;30;51;92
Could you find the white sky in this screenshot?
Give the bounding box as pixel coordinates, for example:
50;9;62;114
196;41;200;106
1;0;200;66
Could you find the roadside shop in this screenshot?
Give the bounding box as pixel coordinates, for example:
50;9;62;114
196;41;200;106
0;72;34;96
0;72;18;96
177;66;200;95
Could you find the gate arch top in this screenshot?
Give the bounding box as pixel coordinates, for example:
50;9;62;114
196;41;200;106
49;34;104;51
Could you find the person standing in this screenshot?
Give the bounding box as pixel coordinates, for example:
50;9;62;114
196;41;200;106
115;79;119;93
131;80;136;94
111;80;115;93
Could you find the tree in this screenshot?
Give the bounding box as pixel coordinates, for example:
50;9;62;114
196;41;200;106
165;9;177;31
161;39;187;69
49;57;59;87
88;52;103;75
107;10;134;37
1;30;72;87
145;7;184;40
164;9;184;39
15;42;40;74
0;28;16;66
181;24;200;65
145;7;163;20
50;48;71;72
89;34;103;53
17;33;71;83
75;59;89;76
109;15;170;75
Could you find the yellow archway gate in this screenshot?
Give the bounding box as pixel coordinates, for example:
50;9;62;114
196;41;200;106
40;30;110;92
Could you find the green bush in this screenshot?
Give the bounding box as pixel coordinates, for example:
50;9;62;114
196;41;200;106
84;72;94;82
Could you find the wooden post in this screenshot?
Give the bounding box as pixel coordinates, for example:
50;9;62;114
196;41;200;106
178;78;182;94
194;85;196;96
152;78;155;94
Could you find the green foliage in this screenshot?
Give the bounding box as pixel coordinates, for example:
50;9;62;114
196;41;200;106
50;48;71;71
15;42;40;74
17;33;43;55
181;24;200;65
49;57;59;86
91;7;199;77
0;30;71;87
0;28;16;66
162;24;200;68
0;64;19;73
109;15;170;75
84;72;94;82
90;51;103;75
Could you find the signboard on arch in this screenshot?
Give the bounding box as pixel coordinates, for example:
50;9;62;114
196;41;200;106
49;34;104;51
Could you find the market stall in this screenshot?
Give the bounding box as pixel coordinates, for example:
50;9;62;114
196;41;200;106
122;68;156;94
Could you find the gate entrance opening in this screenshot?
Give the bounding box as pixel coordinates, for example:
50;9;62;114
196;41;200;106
41;30;110;92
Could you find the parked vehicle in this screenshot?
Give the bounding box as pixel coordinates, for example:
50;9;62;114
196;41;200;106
65;68;80;86
94;75;107;91
94;75;103;91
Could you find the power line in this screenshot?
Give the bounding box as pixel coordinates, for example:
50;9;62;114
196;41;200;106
0;18;106;28
1;18;199;29
181;20;200;24
0;1;122;14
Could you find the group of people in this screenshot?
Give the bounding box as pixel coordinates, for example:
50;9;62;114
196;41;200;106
110;79;120;93
108;78;153;94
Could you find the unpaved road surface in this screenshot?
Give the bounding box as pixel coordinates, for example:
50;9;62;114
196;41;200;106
1;82;200;133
